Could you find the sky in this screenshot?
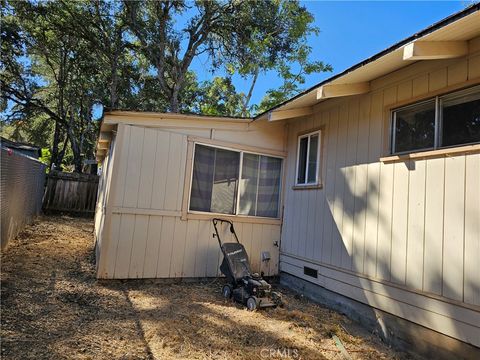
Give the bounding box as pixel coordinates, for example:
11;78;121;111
190;1;470;107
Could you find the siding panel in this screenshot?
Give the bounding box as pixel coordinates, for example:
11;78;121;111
464;153;480;305
331;106;348;268
143;217;163;278
423;158;445;296
390;162;409;285
114;214;135;278
322;108;339;265
129;215;149;278
405;160;426;291
151;131;170;210
442;156;465;302
137;129;157;208
123;127;144;208
342;99;359;270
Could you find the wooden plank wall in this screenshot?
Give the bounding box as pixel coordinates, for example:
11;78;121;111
43;170;99;216
94;135;116;262
280;39;480;346
97;123;284;279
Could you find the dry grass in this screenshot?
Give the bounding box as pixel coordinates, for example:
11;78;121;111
1;216;414;359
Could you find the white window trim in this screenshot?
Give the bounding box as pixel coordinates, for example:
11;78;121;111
295;130;322;187
187;141;284;220
391;84;480;155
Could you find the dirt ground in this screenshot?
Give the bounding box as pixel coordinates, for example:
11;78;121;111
1;216;414;360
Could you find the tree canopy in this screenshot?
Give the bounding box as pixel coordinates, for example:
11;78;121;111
1;0;331;172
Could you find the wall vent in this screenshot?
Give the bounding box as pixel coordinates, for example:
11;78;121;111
303;266;318;278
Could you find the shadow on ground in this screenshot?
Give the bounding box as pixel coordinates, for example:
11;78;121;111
1;216;410;360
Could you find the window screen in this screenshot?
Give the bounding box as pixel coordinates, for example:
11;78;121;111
296;131;321;185
238;154;282;218
190;145;239;214
190;144;282;218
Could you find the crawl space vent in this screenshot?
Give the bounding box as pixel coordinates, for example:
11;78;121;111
303;266;318;278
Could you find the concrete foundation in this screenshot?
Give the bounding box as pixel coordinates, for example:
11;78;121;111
280;272;480;360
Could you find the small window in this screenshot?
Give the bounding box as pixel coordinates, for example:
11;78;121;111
189;143;283;218
296;130;321;185
391;85;480;154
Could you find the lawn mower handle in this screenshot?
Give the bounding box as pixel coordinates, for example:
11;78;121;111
212;218;240;246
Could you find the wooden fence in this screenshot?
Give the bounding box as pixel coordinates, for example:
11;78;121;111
43;170;99;216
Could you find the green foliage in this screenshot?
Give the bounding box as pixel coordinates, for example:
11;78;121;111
39;148;51;166
1;0;331;171
195;77;244;117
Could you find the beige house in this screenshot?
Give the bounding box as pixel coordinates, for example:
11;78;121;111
95;6;480;356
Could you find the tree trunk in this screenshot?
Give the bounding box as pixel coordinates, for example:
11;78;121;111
67;109;83;173
110;49;119;109
57;136;69;167
50;119;62;170
170;85;181;113
68;129;83;173
241;67;259;117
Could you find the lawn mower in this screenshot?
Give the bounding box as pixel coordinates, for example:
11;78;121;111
212;218;282;311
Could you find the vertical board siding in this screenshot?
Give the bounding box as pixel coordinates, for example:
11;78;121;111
331;105;348;268
279;50;480;344
143;217;163;278
101;124;282;279
342;99;359;271
322;108;339;265
129;215;149;278
423;158;445;296
442;156;465;302
405;160;426;291
137;129;157;208
390;161;409;286
151;131;170;209
464;153;480;306
313;111;328;261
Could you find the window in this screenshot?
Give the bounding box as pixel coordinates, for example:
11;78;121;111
189;143;282;218
391;85;480;154
296;130;321;185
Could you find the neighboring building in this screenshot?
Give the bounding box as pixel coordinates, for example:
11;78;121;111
95;5;480;357
0;137;41;159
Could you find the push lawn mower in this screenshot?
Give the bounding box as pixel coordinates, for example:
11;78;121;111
212;218;282;310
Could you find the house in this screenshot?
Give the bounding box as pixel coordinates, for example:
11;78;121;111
95;5;480;357
0;137;41;159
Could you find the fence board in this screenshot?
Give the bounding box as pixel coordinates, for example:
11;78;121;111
43;170;99;216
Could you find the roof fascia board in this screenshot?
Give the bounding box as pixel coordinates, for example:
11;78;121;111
317;82;370;99
104;110;252;123
267;107;314;121
403;40;469;60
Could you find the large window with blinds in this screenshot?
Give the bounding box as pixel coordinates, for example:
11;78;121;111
189;143;283;218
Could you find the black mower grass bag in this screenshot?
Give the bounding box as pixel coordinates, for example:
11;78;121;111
213;218;282;310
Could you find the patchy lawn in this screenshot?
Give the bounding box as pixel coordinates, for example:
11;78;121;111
1;216;413;360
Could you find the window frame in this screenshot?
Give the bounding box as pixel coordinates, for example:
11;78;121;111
390;85;480;155
295;129;322;187
187;140;284;220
